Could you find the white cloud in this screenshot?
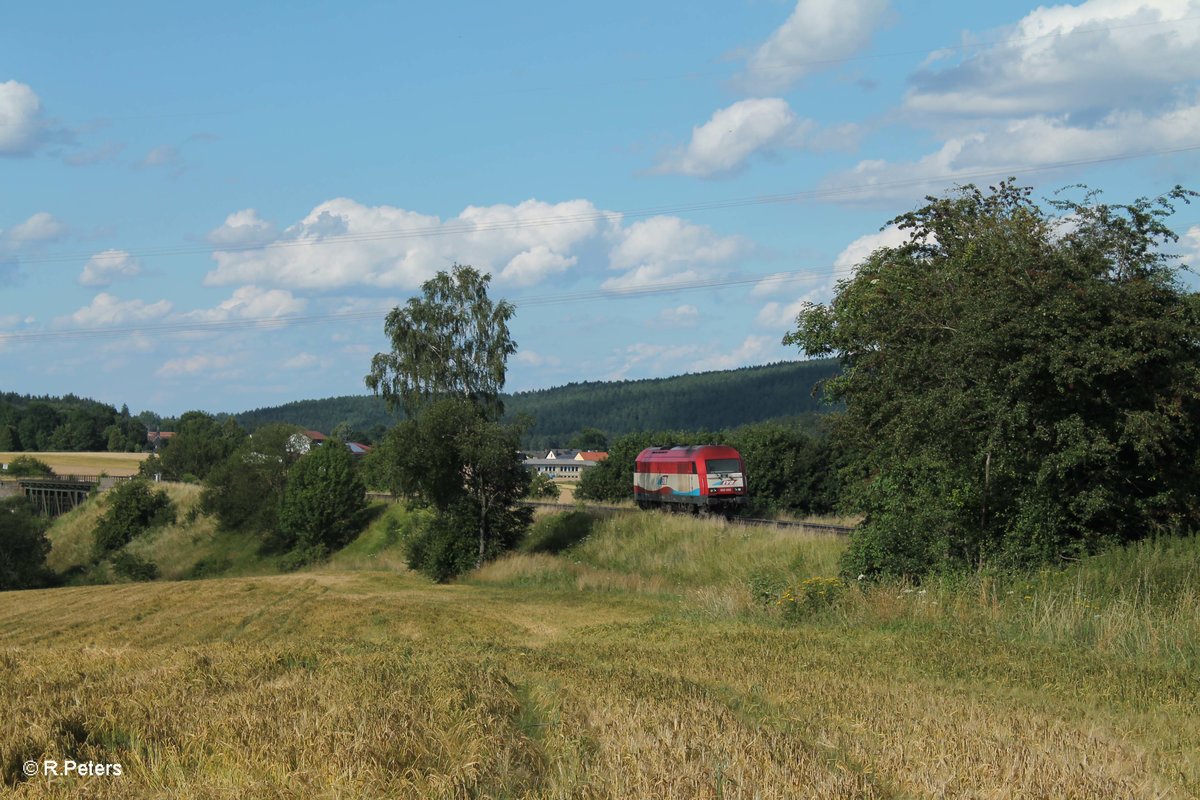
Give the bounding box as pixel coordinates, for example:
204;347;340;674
739;0;891;93
1182;225;1200;269
0;81;45;156
68;293;172;326
756;225;911;328
4;212;67;246
137;144;181;169
656;304;700;327
183;286;307;322
604;216;746;290
207;209;279;248
906;0;1200;119
205;197;615;291
156;354;233;378
80;249;141;287
822;98;1200;202
514;349;562;367
655;98;814;177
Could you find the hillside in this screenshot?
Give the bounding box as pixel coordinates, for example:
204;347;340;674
233;359;840;446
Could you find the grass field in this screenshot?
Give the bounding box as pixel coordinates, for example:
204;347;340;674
3;507;1197;798
0;451;148;477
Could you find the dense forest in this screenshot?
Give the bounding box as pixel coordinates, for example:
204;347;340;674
0;393;147;453
233;360;840;448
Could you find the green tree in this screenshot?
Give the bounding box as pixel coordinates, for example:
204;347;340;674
378;398;532;577
366;264;516;417
786;181;1200;578
93;480;176;559
153;412;246;482
0;496;52;590
567;427;608;452
201;423;304;537
526;471;560;500
277;441;367;564
366;264;530;580
5;455;54;477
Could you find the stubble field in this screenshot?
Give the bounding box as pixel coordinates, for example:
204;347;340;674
1;511;1196;798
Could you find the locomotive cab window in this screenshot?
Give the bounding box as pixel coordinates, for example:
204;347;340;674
705;459;740;473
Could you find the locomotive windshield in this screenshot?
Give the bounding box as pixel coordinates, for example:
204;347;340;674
705;458;740;474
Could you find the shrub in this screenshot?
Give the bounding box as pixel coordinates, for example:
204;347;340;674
110;551;159;582
4;455;54;478
92;480;176;559
0;496;52;590
277;442;367;560
407;501;531;582
525;471;560;500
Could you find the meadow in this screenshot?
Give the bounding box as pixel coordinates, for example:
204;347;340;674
1;501;1197;798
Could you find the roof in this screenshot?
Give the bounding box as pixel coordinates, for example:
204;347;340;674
575;451;608;461
147;431;175;441
346;442;372;455
304;430;328;441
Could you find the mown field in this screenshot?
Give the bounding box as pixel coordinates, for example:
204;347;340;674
0;452;148;477
2;505;1198;798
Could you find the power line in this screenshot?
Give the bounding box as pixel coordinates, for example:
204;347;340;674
0;266;852;346
17;142;1200;268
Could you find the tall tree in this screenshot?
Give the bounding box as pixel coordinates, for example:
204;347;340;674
787;181;1200;577
366;264;516;419
366;264;528;579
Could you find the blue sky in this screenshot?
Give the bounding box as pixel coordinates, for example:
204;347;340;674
3;0;1199;416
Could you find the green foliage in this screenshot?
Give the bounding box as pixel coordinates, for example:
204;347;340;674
201;423;303;536
0;496;52;590
406;499;530;582
520;511;596;555
277;441;367;564
4;455;54;477
92;480;176;559
567;427;608;451
774;576;845;620
525;471;560;500
788;181;1200;578
0;393;147;453
110;551;160;582
153;412;246;482
379;398;533;580
366;264;516;417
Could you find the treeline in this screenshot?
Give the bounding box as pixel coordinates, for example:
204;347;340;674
232;360;840;448
0;393;147;452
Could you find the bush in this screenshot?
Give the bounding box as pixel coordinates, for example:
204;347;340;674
407;500;531;582
525;471;560;500
520;511;596;554
92;480;176;559
4;455;54;478
0;496;52;590
110;551;159;582
277;442;367;555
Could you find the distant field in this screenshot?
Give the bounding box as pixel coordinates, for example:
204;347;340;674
0;451;148;477
3;507;1197;797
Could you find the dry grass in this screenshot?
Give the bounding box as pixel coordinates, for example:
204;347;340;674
0;451;148;477
4;508;1198;797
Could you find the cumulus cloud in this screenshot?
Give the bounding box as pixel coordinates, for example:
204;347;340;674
739;0;891;93
0;81;46;156
79;249;141;287
182;286;307;322
205;198;615;291
68;293;172;326
1182;225;1200;269
656;98;815;177
206;209;280;248
756;225;911;328
604;216;746;290
514;349;562;368
822;98;1200;202
4;212;67;246
656;304;700;328
906;0;1200;119
156;354;233;378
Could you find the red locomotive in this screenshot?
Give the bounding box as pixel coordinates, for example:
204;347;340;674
633;445;747;514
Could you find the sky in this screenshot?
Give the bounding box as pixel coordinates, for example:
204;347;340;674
3;0;1199;416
